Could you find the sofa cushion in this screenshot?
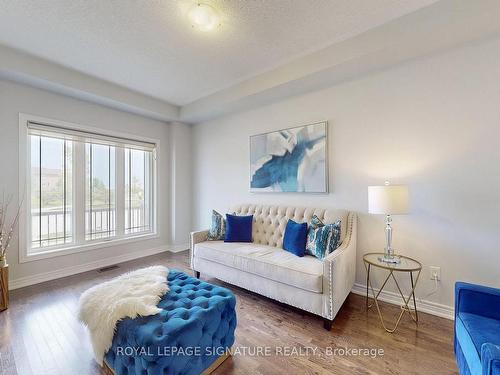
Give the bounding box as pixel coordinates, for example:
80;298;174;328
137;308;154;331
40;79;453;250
224;214;253;242
231;205;348;249
456;312;500;375
305;215;341;260
207;210;225;240
283;219;307;257
460;312;500;356
194;241;323;293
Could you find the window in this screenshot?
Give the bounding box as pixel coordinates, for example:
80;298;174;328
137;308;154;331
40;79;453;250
21;116;157;260
86;143;116;240
125;148;153;234
30;135;73;248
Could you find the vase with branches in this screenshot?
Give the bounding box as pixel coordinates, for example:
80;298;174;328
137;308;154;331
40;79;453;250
0;192;21;267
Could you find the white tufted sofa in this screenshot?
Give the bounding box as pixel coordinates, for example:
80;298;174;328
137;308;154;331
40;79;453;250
190;204;357;329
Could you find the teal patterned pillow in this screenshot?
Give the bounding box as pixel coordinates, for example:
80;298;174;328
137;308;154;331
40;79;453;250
207;210;225;240
305;215;341;260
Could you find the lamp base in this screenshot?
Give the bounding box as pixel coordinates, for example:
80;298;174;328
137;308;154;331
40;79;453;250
378;254;401;264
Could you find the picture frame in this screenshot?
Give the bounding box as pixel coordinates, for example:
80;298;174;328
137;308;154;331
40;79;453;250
249;121;328;193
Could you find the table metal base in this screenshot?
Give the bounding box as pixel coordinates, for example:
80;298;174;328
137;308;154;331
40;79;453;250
364;262;421;333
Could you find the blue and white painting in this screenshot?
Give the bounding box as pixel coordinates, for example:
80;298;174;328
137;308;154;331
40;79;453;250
250;121;328;193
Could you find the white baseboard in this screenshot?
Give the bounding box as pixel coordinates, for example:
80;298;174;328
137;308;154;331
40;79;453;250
9;244;185;290
351;282;454;320
169;243;190;253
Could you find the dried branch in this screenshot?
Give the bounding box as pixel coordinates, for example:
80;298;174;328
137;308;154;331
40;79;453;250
3;205;21;253
0;190;23;260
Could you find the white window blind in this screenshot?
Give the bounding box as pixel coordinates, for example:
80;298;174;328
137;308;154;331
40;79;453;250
27;121;156;151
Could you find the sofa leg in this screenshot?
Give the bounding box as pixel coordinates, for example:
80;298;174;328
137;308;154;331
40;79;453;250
194;271;200;278
323;318;333;331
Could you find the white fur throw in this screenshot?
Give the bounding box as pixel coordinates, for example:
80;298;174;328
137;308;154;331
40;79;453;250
78;265;170;365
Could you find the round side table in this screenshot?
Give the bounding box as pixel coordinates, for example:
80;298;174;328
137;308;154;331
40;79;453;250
363;253;422;333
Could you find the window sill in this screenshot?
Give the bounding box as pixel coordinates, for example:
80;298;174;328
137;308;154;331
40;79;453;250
19;232;159;263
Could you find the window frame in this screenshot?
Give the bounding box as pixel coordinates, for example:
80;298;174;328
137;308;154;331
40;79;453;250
29;134;75;250
18;113;159;263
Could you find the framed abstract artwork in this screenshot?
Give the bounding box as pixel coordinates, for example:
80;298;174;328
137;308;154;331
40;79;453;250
249;121;328;193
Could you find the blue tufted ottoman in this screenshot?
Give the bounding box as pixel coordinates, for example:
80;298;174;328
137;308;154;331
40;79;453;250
103;270;237;375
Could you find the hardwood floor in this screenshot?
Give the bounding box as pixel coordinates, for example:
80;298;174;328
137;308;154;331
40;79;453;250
0;251;457;375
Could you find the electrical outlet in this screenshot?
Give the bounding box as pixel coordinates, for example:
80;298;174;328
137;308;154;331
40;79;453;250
430;266;441;281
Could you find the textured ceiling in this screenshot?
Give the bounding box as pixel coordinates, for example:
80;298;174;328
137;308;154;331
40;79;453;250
0;0;437;106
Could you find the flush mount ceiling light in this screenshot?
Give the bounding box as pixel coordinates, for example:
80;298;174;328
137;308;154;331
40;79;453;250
188;3;220;32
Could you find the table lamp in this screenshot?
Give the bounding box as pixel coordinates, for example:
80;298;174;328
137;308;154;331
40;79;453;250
368;182;409;264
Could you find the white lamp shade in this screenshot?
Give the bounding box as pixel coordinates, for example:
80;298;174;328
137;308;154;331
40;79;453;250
368;185;409;215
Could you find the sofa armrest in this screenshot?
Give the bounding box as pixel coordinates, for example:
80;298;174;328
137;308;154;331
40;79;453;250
455;282;500;321
482;343;500;375
322;212;357;319
190;230;209;270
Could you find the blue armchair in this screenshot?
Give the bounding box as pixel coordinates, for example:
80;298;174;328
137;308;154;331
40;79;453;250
455;282;500;375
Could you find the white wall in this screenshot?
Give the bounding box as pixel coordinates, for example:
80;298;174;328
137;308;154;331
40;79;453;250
191;35;500;310
170;122;193;247
0;79;191;286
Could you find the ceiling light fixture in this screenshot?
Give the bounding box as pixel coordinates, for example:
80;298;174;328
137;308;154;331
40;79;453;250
188;3;220;32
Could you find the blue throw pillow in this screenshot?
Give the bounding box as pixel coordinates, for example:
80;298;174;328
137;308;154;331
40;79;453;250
305;215;341;260
207;210;225;240
224;214;253;242
283;219;307;257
